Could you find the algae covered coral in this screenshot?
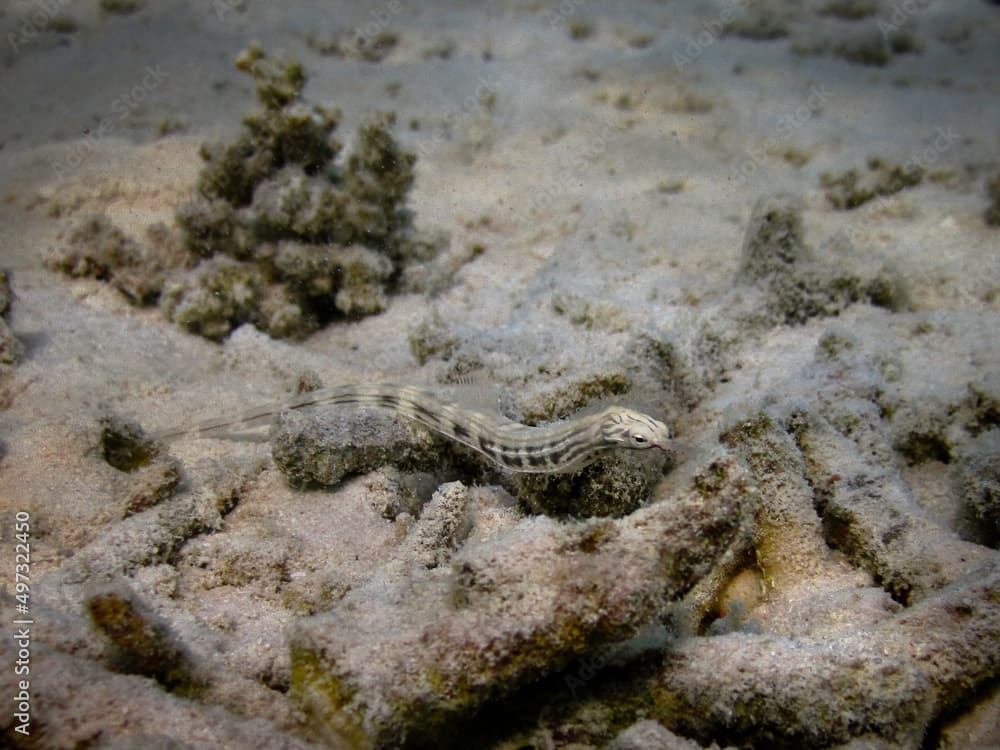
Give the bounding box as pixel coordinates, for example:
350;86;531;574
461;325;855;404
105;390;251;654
48;44;437;340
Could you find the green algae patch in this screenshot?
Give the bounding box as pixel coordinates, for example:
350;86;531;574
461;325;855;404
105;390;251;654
99;415;157;472
290;646;370;750
967;380;1000;435
895;429;952;465
985;172;1000;226
87;587;205;697
99;0;142;14
820;156;924;210
0;270;22;369
720;413;775;452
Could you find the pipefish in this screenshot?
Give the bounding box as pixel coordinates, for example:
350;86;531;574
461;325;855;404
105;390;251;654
154;383;672;473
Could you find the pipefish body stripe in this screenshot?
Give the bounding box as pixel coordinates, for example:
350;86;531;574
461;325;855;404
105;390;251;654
153;383;672;474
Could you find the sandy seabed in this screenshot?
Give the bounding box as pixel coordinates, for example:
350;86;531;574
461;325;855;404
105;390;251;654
0;1;999;749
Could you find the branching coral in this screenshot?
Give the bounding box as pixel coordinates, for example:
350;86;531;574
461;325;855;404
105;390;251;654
48;45;439;341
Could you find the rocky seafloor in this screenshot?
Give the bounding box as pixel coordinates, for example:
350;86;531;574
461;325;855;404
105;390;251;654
0;1;998;749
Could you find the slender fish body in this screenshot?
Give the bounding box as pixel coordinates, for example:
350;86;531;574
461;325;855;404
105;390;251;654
154;383;672;473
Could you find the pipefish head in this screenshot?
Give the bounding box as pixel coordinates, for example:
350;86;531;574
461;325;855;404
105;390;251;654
599;408;672;453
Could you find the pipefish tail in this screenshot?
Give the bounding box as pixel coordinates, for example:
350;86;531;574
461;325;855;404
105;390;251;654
153;383;672;474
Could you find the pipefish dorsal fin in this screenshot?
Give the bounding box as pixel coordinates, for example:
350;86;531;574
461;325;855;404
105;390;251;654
152;379;511;442
439;374;517;424
152;382;361;441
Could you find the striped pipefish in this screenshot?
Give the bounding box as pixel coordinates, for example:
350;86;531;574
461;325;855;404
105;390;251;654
154;383;672;474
